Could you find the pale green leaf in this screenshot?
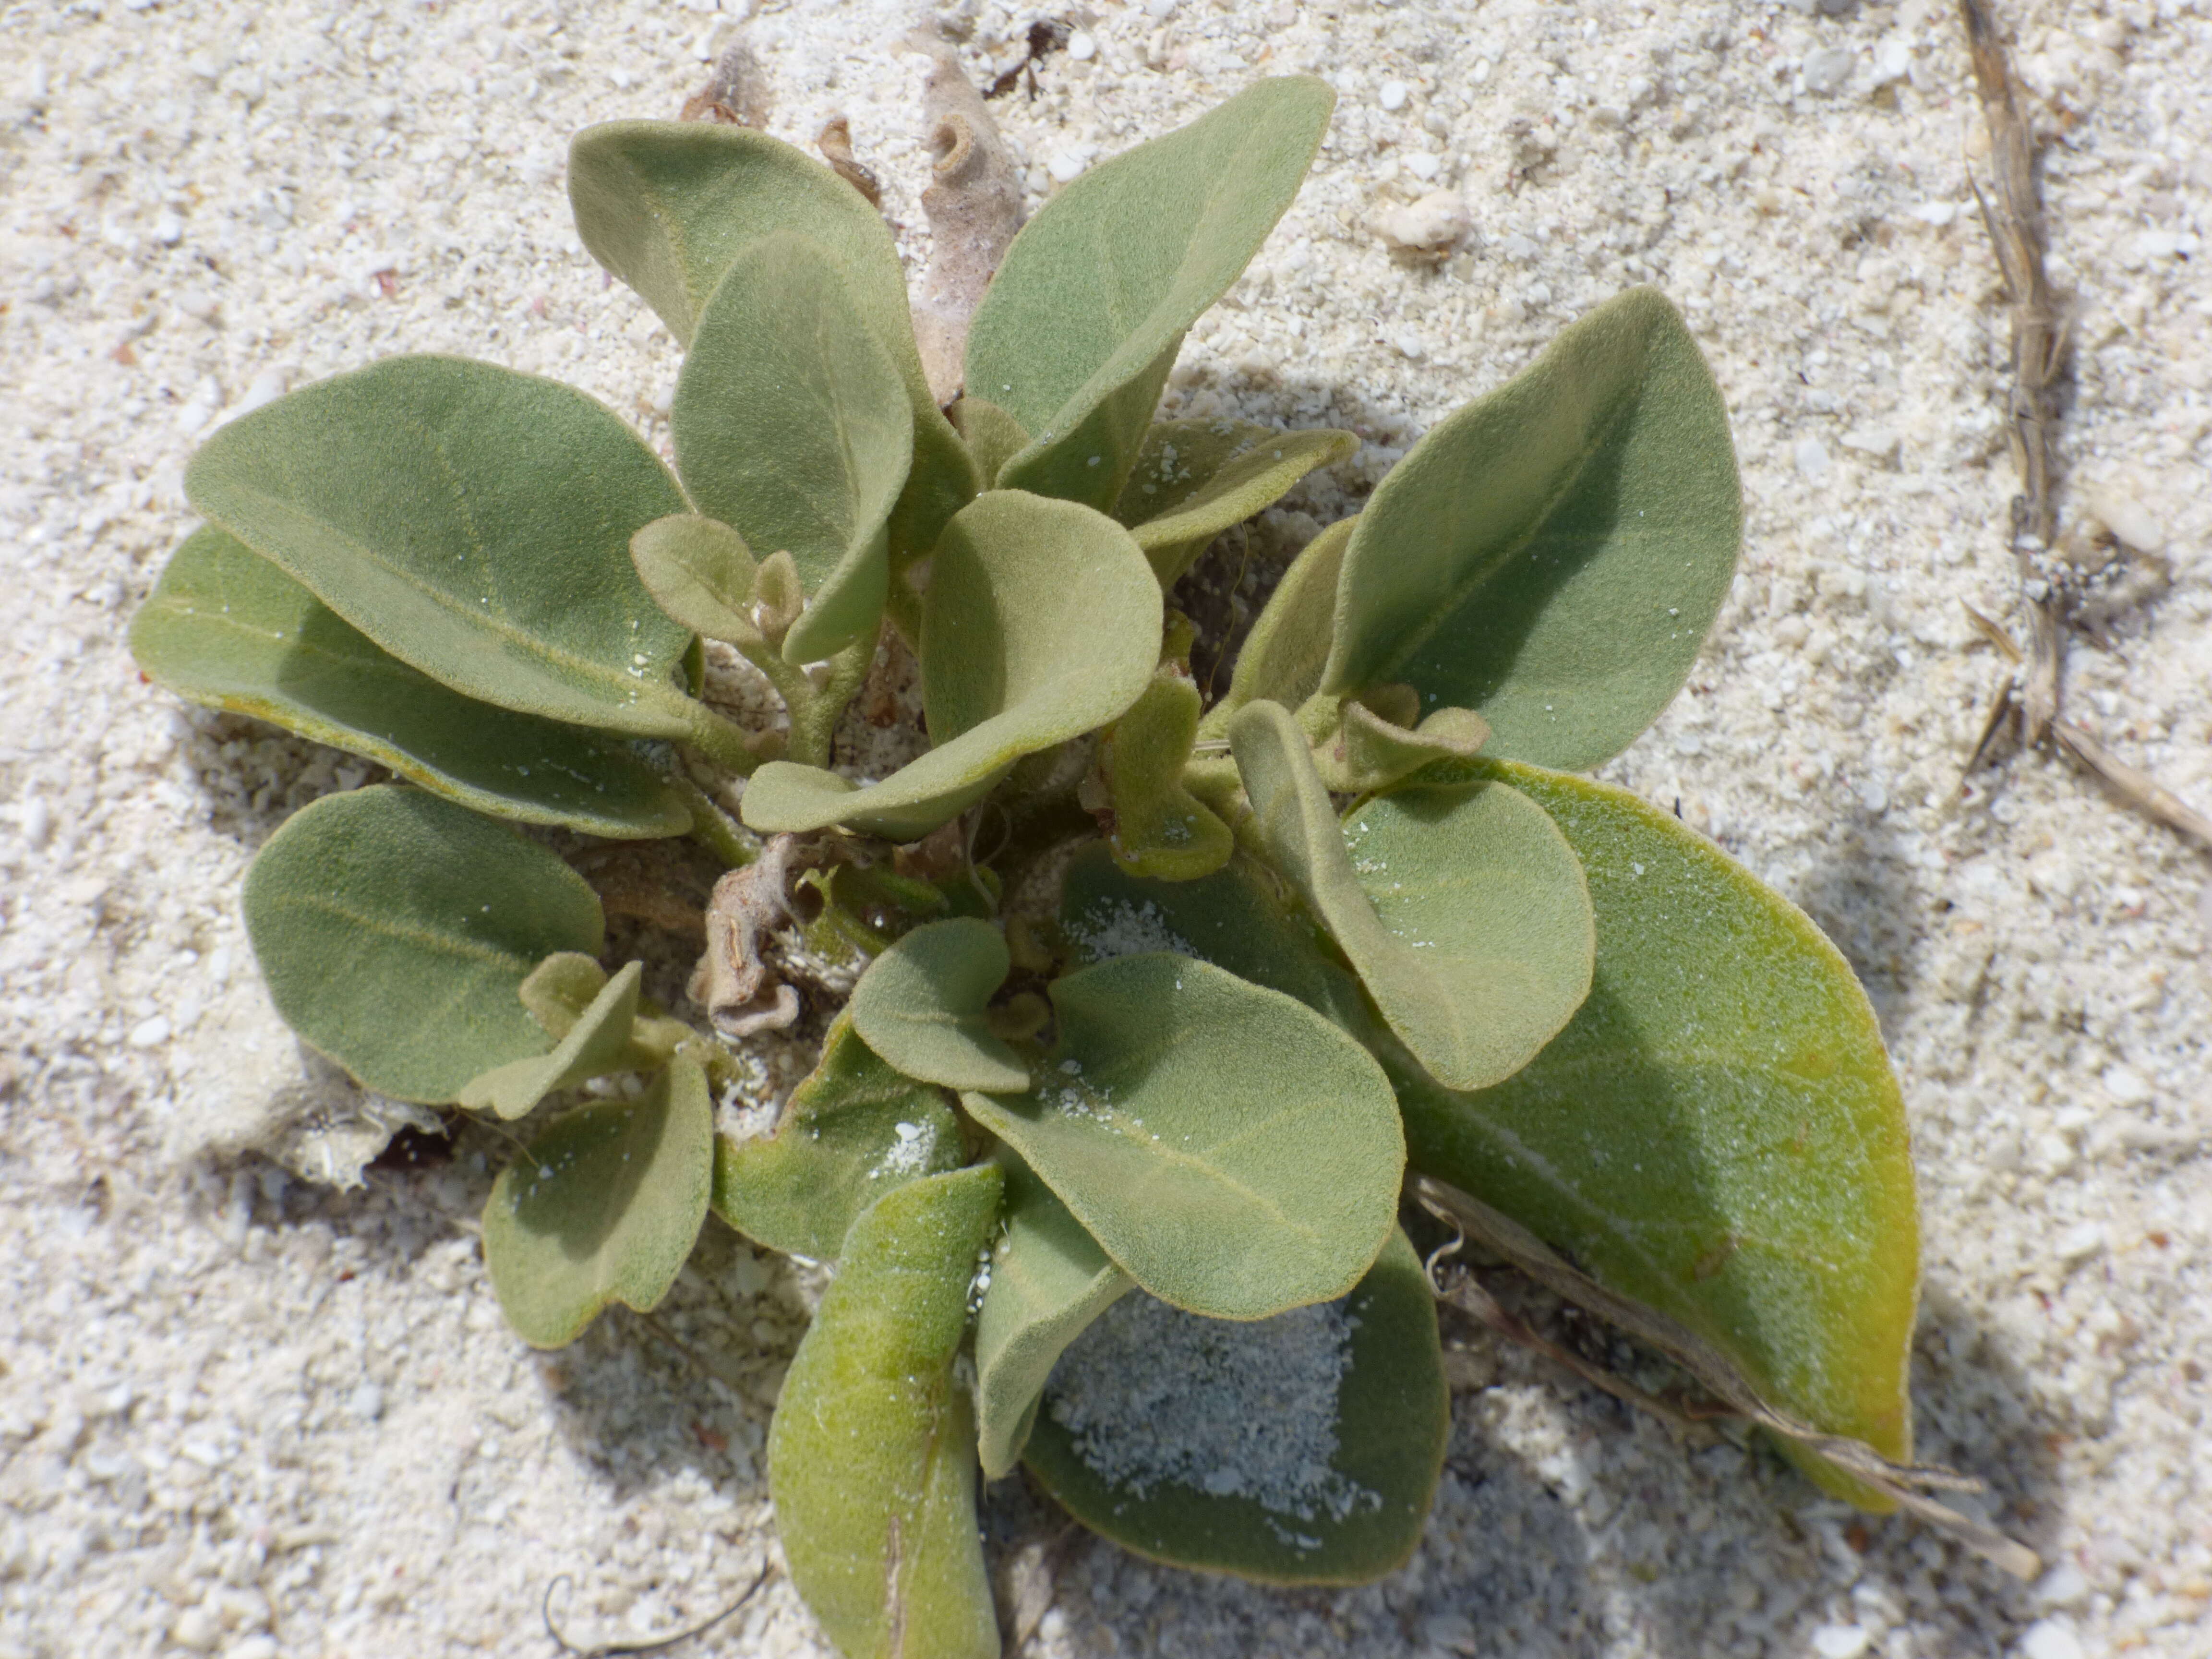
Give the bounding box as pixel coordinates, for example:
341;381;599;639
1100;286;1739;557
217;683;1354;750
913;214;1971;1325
1322;287;1742;769
629;514;762;650
243;786;604;1104
1022;1229;1446;1585
1308;696;1491;795
460;961;644;1121
672;234;914;663
768;1166;1004;1659
183;356;717;744
712;1014;965;1261
741;492;1160;841
481;1050;715;1347
519;953;610;1039
1112;419;1358;585
950;396;1030;491
962;953;1401;1322
968;78;1334;510
130;526;690;839
1207;516;1356;730
848;918;1029;1094
1230;700;1592;1091
567;120;976;561
1098;668;1233;880
1395;760;1920;1490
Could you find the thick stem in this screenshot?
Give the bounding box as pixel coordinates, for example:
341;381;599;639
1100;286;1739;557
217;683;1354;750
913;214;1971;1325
670;773;758;869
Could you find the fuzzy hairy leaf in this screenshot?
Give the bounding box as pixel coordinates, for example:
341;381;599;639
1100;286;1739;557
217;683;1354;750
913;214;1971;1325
848;918;1029;1094
185;356;706;742
131;526;690;839
712;1014;965;1261
672;234;914;663
629;515;763;649
481;1050;714;1347
1322;288;1741;770
1099;669;1234;880
969;78;1334;511
1210;516;1355;727
460;961;644;1121
950;396;1030;491
243;786;604;1104
1231;700;1593;1091
973;1153;1132;1480
1113;419;1358;585
567;120;976;561
741;492;1160;841
1021;1229;1447;1585
1310;697;1492;796
962;953;1402;1321
768;1166;1004;1659
1398;760;1920;1491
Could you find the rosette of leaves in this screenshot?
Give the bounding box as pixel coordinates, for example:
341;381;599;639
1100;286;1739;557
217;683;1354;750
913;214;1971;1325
132;74;1923;1657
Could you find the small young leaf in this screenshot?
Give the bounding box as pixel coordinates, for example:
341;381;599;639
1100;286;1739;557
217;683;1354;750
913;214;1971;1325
1230;700;1593;1092
519;953;610;1039
672;234;914;664
1395;760;1920;1489
1112;419;1358;586
243;786;604;1103
768;1166;1005;1659
629;514;763;649
968;78;1335;510
712;1014;965;1261
459;961;645;1121
742;492;1160;842
961;953;1402;1322
481;1050;715;1348
1322;288;1742;770
848;918;1029;1094
1308;696;1491;795
950;396;1030;490
567;120;976;561
130;526;692;839
974;1153;1133;1480
1098;668;1234;880
1022;1229;1447;1585
184;356;716;743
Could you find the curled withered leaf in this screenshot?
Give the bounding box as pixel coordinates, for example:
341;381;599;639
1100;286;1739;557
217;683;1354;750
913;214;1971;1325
906;30;1024;405
688;833;836;1037
815;115;884;209
681;37;773;129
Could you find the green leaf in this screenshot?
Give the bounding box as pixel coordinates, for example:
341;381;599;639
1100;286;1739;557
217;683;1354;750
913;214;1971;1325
768;1166;1004;1659
1098;668;1233;880
968;78;1334;511
629;514;763;649
1394;760;1920;1489
848;918;1029;1094
962;952;1402;1321
741;492;1161;841
672;234;914;664
481;1050;715;1347
130;526;691;839
1307;695;1491;796
184;356;712;742
1022;1229;1447;1585
518;952;610;1039
243;786;604;1103
1321;287;1742;770
950;396;1031;491
712;1014;965;1261
974;1153;1133;1480
1230;700;1593;1091
459;961;644;1121
1112;419;1358;586
1208;516;1356;729
567;120;976;562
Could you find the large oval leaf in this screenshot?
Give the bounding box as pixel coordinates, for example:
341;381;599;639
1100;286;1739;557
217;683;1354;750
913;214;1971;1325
973;1153;1132;1480
1397;760;1919;1490
1322;288;1742;769
741;492;1160;841
1230;700;1593;1091
480;1050;714;1347
961;953;1402;1321
1112;419;1358;586
712;1014;965;1261
768;1166;1004;1659
568;120;976;561
459;961;644;1121
1023;1229;1446;1585
243;785;604;1103
131;526;690;838
969;78;1334;511
848;918;1029;1094
184;356;710;743
672;234;914;664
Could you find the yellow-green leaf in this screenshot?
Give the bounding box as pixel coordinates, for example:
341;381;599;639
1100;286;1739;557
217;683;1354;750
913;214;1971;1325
1099;668;1234;880
459;961;645;1121
769;1166;1004;1659
1112;419;1358;586
848;918;1029;1094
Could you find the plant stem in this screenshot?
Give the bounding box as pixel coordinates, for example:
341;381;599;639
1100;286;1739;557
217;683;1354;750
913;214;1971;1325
671;773;758;869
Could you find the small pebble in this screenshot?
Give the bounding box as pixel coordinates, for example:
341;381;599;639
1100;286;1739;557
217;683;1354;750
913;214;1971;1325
1811;1625;1873;1659
2085;488;2166;555
1803;47;1855;95
2020;1620;2086;1659
1047;151;1087;184
1067;30;1096;61
1378;79;1409;111
1370;190;1469;254
1872;38;1913;85
2056;1222;2105;1265
127;1016;171;1048
1793;437;1832;480
170;1607;220;1653
2100;1065;2151;1106
2032;1562;2092;1610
